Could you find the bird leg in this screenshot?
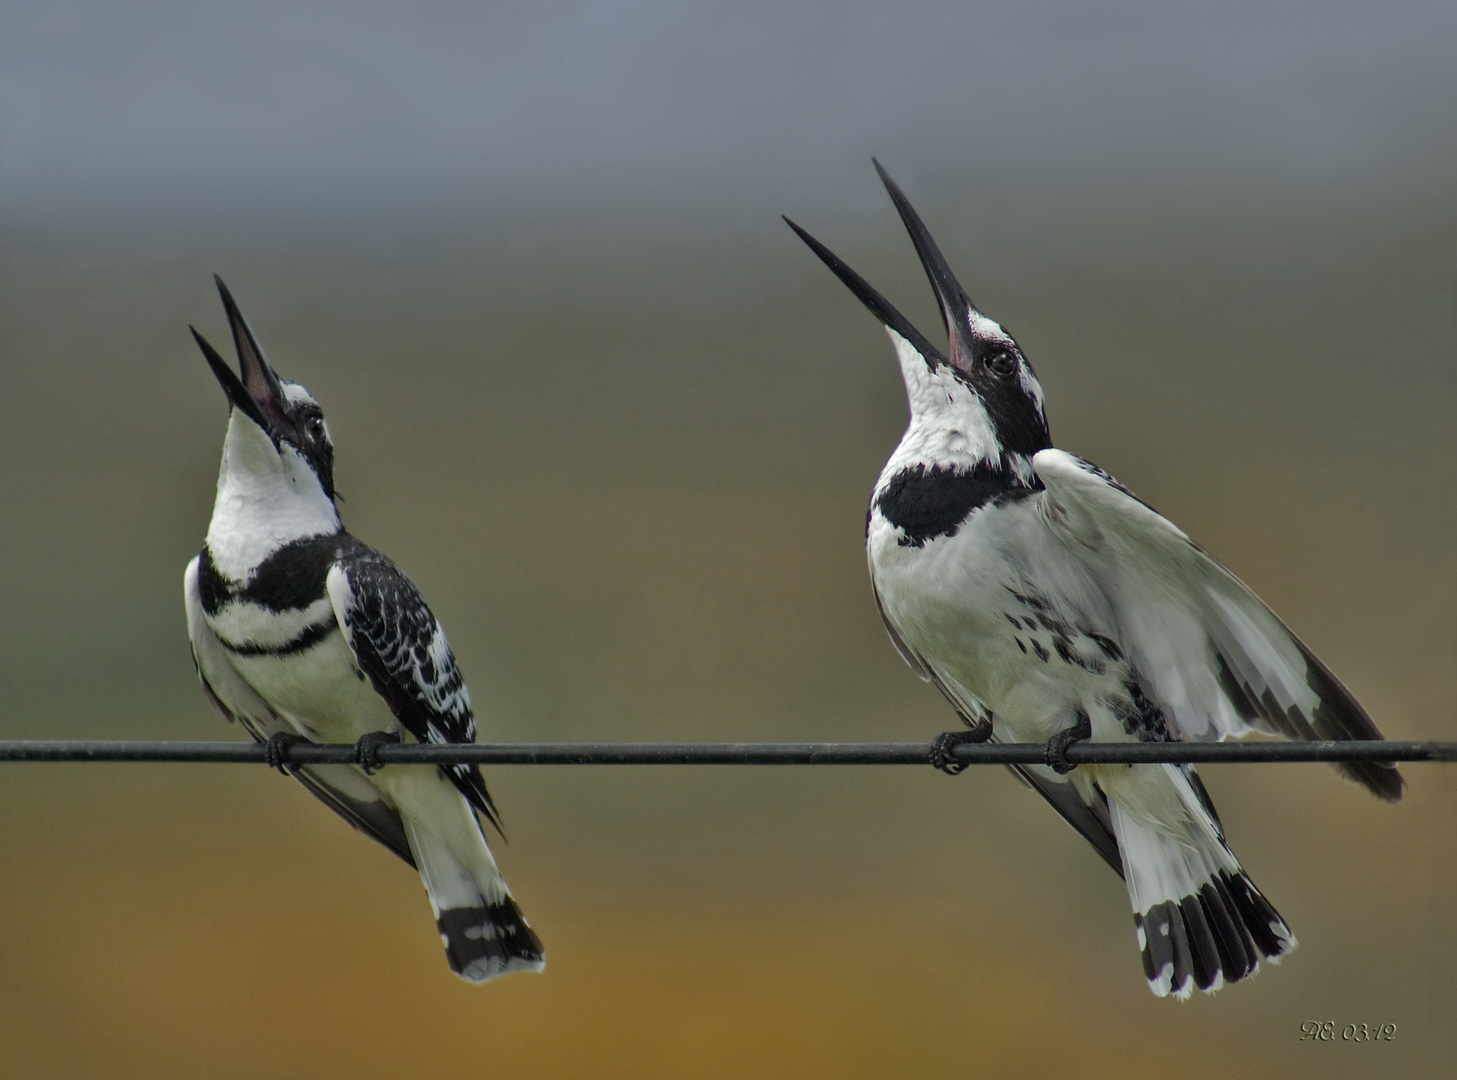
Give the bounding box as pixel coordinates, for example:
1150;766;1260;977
930;716;994;775
1044;709;1092;774
356;730;402;774
263;731;307;774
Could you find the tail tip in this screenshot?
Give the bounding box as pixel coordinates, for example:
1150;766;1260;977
1137;872;1295;1000
439;898;545;985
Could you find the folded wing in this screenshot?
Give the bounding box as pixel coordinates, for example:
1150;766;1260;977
326;553;504;832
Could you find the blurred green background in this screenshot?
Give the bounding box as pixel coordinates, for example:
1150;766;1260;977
1;3;1454;1077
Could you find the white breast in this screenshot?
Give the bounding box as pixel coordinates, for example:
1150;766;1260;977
226;629;399;743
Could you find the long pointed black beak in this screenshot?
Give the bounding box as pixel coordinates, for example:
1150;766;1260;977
872;160;982;371
191;276;293;436
783;215;948;366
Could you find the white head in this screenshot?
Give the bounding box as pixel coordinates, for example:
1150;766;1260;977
193;277;341;573
786;162;1052;475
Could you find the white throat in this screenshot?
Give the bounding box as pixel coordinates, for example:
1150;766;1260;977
205;410;340;580
882;326;1008;476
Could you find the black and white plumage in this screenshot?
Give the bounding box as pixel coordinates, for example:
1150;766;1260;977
786;164;1402;999
183;277;543;983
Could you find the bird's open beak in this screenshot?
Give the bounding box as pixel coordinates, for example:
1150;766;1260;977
782;216;947;366
871;161;983;375
190;275;294;438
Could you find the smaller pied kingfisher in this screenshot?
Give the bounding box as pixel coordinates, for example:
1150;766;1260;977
784;163;1401;999
184;277;543;983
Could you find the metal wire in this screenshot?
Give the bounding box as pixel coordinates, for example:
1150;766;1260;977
0;739;1450;766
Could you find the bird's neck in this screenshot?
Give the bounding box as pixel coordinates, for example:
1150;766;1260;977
206;416;341;582
882;415;1038;492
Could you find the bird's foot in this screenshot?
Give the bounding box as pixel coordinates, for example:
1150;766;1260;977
1044;710;1092;775
356;730;401;774
930;718;994;775
263;731;307;774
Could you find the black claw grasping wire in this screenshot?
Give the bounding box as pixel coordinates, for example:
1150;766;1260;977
930;718;994;775
355;730;402;773
263;731;307;774
1044;710;1093;774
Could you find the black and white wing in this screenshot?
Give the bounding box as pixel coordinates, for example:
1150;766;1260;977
184;557;417;865
1032;448;1402;801
326;547;503;832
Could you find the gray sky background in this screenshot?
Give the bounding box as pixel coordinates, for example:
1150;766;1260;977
5;0;1457;236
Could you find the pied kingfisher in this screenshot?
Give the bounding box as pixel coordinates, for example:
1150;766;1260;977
183;277;543;983
785;164;1401;998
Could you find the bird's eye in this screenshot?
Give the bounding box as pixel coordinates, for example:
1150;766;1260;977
305;415;326;441
986;351;1016;377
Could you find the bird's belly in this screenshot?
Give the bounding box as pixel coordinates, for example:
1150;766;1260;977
874;533;1008;672
871;513;1138;745
227;630;399;743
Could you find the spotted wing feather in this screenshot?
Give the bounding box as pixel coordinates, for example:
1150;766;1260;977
326;551;504;831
